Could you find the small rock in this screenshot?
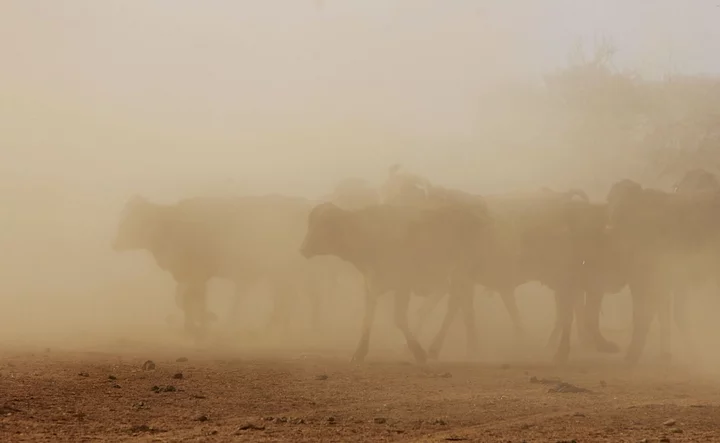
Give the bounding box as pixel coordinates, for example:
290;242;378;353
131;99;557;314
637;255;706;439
192;394;207;399
572;412;585;417
531;376;563;385
196;415;208;422
176;357;188;362
374;417;387;424
112;384;121;389
663;419;676;427
108;375;117;380
263;416;275;421
445;437;467;442
164;385;176;392
237;422;265;431
638;439;648;443
315;374;328;380
548;382;592;394
151;386;161;393
274;417;288;423
327;416;336;424
142;360;156;371
439;372;452;378
290;417;306;425
129;424;165;434
209;430;218;435
671;428;683;434
659;438;670;443
78;372;89;377
173;372;183;380
432;419;448;426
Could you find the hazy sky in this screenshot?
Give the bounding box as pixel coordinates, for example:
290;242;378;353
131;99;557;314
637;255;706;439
2;1;720;197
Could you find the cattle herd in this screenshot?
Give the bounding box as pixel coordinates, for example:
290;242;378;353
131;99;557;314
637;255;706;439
113;166;720;367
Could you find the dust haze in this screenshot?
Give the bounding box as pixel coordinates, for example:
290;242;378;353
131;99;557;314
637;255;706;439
3;1;720;368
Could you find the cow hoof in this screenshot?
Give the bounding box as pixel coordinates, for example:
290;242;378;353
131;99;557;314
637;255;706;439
427;346;440;361
595;339;620;354
351;352;367;364
553;349;570;364
407;340;427;364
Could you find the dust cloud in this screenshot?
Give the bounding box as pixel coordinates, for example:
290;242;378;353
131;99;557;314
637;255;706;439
2;0;720;372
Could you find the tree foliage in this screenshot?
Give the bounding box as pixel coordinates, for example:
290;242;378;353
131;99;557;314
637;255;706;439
543;39;720;182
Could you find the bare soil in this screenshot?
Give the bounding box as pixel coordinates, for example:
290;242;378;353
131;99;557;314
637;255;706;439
2;342;719;442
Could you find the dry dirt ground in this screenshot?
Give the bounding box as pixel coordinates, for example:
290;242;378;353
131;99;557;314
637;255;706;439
2;341;720;443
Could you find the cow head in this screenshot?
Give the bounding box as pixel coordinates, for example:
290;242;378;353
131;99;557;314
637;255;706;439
605;179;643;232
300;202;349;259
113;195;157;252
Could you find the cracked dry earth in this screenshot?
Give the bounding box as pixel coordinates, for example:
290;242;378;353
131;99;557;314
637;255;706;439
1;346;720;442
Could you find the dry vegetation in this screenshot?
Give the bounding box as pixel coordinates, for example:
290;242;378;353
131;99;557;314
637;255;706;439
3;3;720;441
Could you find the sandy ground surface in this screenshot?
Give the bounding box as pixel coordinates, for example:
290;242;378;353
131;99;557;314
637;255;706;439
2;339;720;443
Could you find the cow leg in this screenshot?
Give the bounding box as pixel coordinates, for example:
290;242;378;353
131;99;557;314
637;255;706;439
458;282;480;360
546;292;562;350
351;281;379;363
181;281;208;340
412;292;445;339
656;291;672;363
427;292;461;360
394;290;427;364
673;289;698;363
498;288;524;340
179;282;217;326
624;281;659;366
552;289;577;364
584;291;620;353
574;293;592;348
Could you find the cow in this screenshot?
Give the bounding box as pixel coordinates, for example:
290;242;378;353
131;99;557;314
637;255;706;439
606;178;720;364
113;194;326;339
665;168;720;360
299;201;494;363
380;166;620;361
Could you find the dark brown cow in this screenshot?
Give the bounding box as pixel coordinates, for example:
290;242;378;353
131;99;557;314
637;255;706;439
606;179;720;364
300;202;493;363
426;189;616;362
114;194;324;339
381;166;618;362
